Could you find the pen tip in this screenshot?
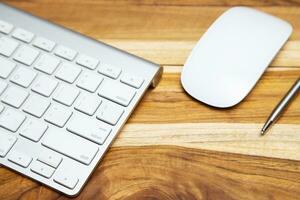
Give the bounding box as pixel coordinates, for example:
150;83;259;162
260;130;265;136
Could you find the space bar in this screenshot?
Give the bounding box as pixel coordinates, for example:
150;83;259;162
42;129;98;165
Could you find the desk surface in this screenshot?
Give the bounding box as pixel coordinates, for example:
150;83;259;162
1;1;300;199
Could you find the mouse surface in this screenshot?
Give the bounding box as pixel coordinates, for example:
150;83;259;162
181;7;292;108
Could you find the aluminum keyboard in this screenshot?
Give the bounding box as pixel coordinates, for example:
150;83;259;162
0;3;162;196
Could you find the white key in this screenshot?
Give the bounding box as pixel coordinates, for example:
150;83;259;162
10;66;37;88
2;86;29;108
31;161;55;178
75;94;101;116
98;64;121;79
23;94;50;118
0;80;8;95
34;54;60;75
19;119;48;142
54;45;77;61
54;170;78;189
76;54;99;70
98;80;136;107
0;57;16;79
76;71;103;93
42;129;99;165
33;37;55;52
0;108;26;132
8;150;32;168
13;46;39;66
12;28;34;43
38;151;62;168
97;101;124;125
0;36;19;57
121;73;144;89
44;104;72;127
55;63;81;84
32;75;58;97
53;85;80;106
0;131;17;157
67;114;111;145
0;20;13;34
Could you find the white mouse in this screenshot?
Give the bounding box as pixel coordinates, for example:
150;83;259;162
181;7;292;108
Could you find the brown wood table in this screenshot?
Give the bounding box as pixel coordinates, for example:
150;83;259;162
1;1;300;199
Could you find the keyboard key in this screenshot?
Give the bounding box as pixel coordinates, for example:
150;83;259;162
38;151;62;168
31;161;55;178
0;108;26;132
32;75;58;97
54;45;77;61
23;94;50;118
97;101;124;125
8;150;32;168
67;114;111;145
0;131;17;157
12;28;34;43
76;71;103;93
55;62;81;84
44;104;72;127
121;73;144;89
0;80;8;95
0;57;16;79
42;129;98;165
34;54;60;75
75;94;101;116
13;46;39;66
0;20;13;34
33;37;55;52
98;64;121;79
98;80;136;107
54;170;78;189
2;86;29;108
76;54;99;70
10;66;37;88
19;119;48;142
0;36;19;57
53;85;80;106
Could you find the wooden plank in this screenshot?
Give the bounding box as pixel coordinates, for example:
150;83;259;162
103;40;300;66
7;0;300;6
115;123;300;161
128;67;300;124
1;146;300;200
3;1;300;41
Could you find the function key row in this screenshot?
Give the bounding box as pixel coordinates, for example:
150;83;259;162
0;35;144;89
1;24;145;90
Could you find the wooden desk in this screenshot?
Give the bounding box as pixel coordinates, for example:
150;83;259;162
1;1;300;199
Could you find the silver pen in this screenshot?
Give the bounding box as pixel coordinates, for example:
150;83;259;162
261;78;300;136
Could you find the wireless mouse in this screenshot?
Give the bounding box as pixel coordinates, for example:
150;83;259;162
181;7;292;108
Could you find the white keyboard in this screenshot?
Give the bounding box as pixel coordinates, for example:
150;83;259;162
0;3;162;196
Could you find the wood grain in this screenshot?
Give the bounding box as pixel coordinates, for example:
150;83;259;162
1;147;300;200
103;40;300;66
1;0;300;200
129;67;300;124
115;123;300;160
4;1;300;40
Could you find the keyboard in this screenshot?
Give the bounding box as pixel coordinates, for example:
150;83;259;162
0;3;162;196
